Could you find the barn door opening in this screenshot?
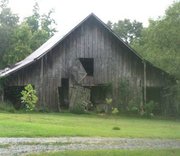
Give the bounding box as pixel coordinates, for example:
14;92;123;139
146;87;162;114
4;86;25;109
59;78;69;109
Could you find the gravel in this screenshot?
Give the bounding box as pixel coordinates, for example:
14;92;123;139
0;137;180;156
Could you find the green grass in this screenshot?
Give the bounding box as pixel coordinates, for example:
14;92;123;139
29;149;180;156
0;144;10;148
0;112;179;138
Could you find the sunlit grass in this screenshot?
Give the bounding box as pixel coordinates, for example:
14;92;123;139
0;112;179;138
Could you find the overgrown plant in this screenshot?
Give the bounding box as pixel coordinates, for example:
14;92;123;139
117;78;141;114
117;79;131;110
21;84;38;112
164;83;180;116
112;108;119;114
70;101;88;114
144;100;156;117
105;97;113;113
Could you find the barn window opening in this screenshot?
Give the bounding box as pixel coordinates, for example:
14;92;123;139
79;58;94;76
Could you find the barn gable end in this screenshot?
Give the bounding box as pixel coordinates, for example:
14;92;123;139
0;13;173;112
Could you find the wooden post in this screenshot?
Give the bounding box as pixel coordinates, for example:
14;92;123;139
40;58;45;111
142;61;147;113
57;87;61;112
0;89;4;102
144;61;147;105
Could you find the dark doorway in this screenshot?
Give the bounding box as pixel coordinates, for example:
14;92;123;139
146;87;162;114
58;78;69;109
4;86;25;109
90;85;112;106
79;58;94;76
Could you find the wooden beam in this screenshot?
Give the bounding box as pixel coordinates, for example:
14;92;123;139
0;89;4;102
40;57;45;111
143;61;147;111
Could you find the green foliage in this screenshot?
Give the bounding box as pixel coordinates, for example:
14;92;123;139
117;79;131;110
131;1;180;116
116;78;141;114
165;83;180;116
105;98;112;105
3;23;32;65
25;2;40;32
112;108;119;114
104;97;113;114
0;101;15;113
70;101;88;114
108;19;143;44
132;1;180;78
144;100;156;117
0;1;57;68
118;79;131;106
0;0;19;67
41;9;57;37
21;84;38;111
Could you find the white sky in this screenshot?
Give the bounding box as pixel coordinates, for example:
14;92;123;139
8;0;175;34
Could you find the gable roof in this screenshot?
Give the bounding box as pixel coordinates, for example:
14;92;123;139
0;13;169;78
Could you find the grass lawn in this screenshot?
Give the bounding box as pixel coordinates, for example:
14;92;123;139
0;112;179;138
29;149;180;156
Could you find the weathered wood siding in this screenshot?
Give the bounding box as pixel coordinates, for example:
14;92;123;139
5;16;169;110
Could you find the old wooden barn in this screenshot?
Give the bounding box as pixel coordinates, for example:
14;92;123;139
0;14;173;113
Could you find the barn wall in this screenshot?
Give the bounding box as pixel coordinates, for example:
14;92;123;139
5;16;169;111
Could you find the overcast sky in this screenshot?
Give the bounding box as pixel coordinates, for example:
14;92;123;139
9;0;175;34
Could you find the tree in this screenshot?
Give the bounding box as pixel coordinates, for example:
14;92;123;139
132;1;180;78
0;1;57;68
24;2;40;32
3;23;32;65
0;0;19;68
108;19;143;44
23;2;57;51
131;1;180;116
41;9;57;37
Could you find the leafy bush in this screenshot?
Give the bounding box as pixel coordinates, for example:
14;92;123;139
144;100;156;117
70;101;88;114
112;107;119;114
0;101;16;113
21;84;38;112
129;106;139;114
117;78;141;114
117;79;131;110
105;98;113;113
96;104;107;113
